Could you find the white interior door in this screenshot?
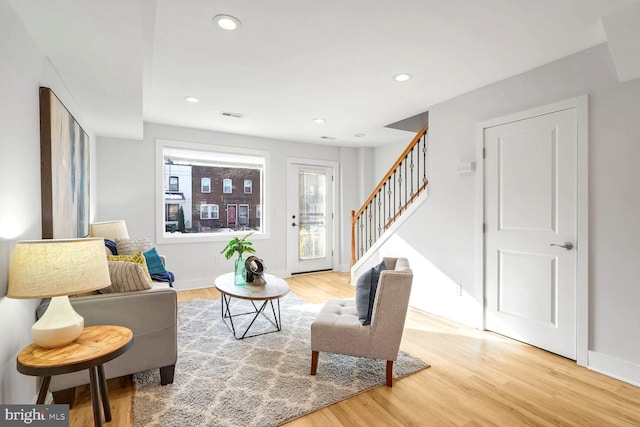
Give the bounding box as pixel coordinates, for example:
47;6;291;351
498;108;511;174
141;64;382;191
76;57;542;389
287;162;334;274
484;106;578;359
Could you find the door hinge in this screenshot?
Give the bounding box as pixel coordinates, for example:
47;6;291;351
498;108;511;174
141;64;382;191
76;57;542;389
483;223;486;233
482;147;486;159
483;297;487;307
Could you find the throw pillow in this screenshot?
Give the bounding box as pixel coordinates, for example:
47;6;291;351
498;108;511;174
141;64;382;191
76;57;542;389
355;260;387;325
104;238;118;256
115;237;153;255
100;261;153;293
107;251;152;281
143;247;166;275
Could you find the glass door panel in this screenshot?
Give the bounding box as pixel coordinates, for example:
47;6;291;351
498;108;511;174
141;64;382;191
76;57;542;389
298;171;326;260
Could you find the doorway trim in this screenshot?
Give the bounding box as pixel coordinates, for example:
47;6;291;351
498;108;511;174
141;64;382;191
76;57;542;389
475;95;589;366
285;157;340;276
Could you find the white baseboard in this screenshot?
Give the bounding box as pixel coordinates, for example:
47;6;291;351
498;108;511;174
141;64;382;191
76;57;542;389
173;277;214;291
588;350;640;387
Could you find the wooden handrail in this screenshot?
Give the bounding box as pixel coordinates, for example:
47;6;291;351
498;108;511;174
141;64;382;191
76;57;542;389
351;126;429;266
353;126;428;220
350;210;357;266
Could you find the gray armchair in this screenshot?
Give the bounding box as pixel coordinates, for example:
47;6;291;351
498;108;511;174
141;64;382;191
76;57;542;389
310;257;413;386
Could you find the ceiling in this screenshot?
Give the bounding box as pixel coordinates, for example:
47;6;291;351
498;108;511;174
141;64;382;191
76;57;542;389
9;0;638;147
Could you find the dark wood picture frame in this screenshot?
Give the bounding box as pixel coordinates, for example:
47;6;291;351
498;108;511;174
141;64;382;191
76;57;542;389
40;87;90;239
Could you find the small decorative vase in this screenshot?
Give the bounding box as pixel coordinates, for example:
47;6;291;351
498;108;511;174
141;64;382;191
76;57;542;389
234;255;247;286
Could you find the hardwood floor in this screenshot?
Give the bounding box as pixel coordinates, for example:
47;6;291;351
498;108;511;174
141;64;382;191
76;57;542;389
69;272;640;426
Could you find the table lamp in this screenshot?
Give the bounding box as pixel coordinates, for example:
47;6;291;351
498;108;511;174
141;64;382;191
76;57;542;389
7;238;111;348
89;220;129;240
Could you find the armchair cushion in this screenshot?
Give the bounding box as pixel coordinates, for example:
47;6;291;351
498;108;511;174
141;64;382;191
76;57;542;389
355;260;387;325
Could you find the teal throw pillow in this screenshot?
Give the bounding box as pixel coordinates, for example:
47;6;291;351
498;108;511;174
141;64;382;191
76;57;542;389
143;247;166;275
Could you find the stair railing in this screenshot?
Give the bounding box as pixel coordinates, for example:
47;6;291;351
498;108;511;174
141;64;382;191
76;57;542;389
351;126;429;265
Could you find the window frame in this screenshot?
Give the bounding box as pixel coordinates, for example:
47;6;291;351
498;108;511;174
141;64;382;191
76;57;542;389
201;177;211;193
223;178;232;194
200;203;219;220
169;176;179;192
155;139;270;244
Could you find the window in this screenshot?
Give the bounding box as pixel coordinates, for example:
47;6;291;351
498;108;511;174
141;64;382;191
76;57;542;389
158;140;267;241
239;204;249;226
223;179;232;194
256;204;261;219
169;176;179;191
166;204;180;221
200;204;219;220
201;177;211;193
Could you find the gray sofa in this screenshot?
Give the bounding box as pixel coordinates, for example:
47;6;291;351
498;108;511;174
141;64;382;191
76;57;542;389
36;284;177;406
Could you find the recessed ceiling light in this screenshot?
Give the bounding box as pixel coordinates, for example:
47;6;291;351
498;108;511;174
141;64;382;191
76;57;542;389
393;73;413;82
184;96;200;103
354;133;366;138
213;14;242;31
313;118;326;124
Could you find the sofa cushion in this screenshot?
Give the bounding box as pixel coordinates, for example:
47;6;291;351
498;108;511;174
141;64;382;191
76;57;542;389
355;260;387;325
116;237;153;255
143;247;167;275
100;261;153;293
107;251;151;280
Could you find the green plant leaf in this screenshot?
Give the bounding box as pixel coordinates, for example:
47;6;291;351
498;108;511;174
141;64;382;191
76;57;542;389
220;232;255;259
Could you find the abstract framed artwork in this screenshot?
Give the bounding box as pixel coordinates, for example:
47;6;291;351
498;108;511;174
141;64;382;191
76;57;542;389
39;87;90;238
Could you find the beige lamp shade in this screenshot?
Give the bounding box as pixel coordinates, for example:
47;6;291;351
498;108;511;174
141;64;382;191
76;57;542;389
7;238;112;347
89;220;129;240
8;238;111;298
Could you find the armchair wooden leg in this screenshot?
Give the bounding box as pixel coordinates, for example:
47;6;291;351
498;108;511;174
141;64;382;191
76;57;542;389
311;351;319;375
386;360;393;387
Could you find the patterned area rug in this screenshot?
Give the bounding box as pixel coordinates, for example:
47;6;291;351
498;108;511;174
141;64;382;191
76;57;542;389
133;293;429;426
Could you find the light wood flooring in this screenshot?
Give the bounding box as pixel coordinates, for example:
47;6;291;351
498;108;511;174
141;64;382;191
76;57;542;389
69;272;640;426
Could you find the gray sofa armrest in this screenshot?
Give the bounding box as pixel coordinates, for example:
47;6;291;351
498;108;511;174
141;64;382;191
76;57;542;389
37;287;177;393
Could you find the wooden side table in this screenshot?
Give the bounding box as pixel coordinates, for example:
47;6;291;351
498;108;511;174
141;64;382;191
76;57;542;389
17;325;133;427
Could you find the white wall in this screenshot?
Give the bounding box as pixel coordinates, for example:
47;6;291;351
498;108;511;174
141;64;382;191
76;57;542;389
96;123;358;288
374;43;640;384
0;1;98;403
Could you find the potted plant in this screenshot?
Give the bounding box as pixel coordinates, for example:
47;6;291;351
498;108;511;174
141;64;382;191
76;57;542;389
221;232;256;285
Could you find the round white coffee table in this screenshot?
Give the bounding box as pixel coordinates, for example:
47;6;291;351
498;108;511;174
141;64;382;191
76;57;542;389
214;273;290;339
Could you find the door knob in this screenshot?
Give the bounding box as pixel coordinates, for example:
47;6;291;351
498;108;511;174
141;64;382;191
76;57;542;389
550;242;574;250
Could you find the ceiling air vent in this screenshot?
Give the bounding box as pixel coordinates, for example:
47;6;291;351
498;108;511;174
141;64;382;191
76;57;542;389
221;111;244;118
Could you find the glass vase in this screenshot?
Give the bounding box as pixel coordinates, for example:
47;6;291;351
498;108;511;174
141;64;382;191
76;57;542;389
234;255;247;286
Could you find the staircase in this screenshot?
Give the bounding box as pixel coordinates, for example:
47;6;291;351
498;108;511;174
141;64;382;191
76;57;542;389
351;126;429;265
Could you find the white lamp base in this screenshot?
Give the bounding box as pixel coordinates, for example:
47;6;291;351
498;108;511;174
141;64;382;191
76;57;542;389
32;296;85;348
